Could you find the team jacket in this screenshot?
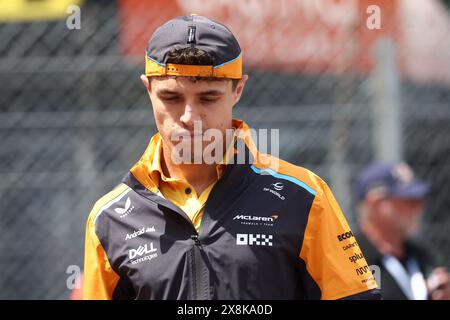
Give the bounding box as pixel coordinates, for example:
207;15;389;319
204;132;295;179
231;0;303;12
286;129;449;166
84;119;381;300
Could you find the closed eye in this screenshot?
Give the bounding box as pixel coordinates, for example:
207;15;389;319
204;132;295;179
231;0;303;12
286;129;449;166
200;97;220;102
160;95;181;103
199;94;223;104
156;89;182;103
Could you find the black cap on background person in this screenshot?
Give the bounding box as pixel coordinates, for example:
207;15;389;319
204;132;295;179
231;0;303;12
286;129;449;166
355;162;430;203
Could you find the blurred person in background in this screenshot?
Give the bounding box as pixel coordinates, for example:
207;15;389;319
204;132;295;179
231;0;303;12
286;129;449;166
354;162;450;300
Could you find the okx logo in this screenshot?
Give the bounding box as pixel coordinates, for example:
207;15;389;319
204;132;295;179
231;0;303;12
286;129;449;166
236;233;273;246
115;197;135;218
129;243;158;265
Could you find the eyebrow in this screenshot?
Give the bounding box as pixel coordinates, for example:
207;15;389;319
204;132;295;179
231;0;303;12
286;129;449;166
197;90;224;96
156;89;225;96
157;89;180;96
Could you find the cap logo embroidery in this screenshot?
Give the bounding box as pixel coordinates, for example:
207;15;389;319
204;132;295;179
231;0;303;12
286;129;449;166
393;163;414;186
187;26;196;46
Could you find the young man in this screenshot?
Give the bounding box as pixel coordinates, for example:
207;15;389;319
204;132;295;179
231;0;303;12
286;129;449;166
83;15;380;300
354;162;450;300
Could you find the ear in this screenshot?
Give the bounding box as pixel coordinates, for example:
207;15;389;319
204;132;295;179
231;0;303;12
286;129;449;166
233;74;248;104
140;74;151;93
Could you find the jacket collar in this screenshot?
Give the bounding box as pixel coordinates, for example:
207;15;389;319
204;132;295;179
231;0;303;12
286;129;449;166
129;118;260;194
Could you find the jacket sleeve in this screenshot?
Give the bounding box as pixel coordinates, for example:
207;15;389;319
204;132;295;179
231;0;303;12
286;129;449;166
83;190;123;300
299;179;380;300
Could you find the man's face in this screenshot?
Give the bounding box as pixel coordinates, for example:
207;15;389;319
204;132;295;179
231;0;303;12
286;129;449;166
141;75;246;164
370;197;425;238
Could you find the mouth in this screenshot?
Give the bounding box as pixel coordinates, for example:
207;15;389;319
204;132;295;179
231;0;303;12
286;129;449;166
175;128;203;135
171;131;204;143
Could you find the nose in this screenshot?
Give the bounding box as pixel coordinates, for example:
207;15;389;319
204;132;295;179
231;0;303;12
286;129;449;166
180;103;201;128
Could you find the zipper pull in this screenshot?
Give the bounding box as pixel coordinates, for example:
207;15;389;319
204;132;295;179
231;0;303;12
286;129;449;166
191;234;201;246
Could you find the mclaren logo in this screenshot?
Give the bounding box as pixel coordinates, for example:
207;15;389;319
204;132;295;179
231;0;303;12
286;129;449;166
114;197;134;218
233;214;277;222
233;214;279;227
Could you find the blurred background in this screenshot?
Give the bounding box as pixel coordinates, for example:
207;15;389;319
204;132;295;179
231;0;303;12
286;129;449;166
0;0;449;299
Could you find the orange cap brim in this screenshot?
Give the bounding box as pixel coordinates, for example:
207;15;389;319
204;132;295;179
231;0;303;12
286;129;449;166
145;54;242;79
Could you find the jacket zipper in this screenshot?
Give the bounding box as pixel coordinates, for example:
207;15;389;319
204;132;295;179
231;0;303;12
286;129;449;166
190;234;209;300
134;188;210;299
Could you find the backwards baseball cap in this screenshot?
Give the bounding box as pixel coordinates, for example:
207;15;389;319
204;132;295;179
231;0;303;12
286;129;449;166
145;15;242;79
355;162;430;201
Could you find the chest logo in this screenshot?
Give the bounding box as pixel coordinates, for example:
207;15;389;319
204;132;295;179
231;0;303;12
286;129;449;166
233;214;279;227
129;243;158;265
114;197;135;218
271;182;284;191
236;233;273;246
263;182;286;200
